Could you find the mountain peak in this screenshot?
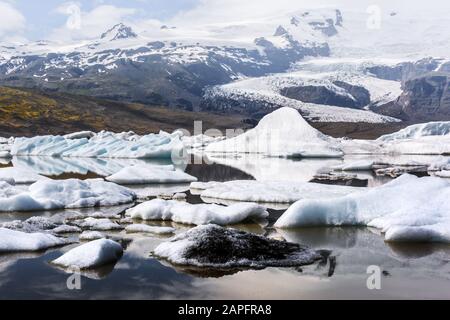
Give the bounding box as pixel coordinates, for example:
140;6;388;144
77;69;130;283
101;23;137;41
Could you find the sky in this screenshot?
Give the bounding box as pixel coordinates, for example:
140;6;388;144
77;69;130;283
0;0;449;43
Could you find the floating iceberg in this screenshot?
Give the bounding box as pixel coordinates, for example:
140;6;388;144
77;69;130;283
206;107;343;158
126;199;268;226
0;167;49;184
193;180;359;204
52;239;123;269
11;131;184;159
125;224;175;235
332;160;375;171
154;225;323;269
275;174;450;243
0;151;11;158
106;164;197;185
0;179;136;212
79;231;106;241
0;228;69;253
76;218;124;231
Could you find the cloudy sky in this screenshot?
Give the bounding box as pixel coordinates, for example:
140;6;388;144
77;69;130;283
0;0;449;43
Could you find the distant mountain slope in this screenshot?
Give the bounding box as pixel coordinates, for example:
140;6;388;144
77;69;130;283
0;86;250;137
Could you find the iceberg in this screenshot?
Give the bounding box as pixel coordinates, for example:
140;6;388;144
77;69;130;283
0;179;136;212
125;224;175;235
275;174;450;243
126;199;268;226
193;180;359;204
79;231;106;241
205;107;343;158
52;239;123;269
154;225;324;269
0;228;69;253
76;218;124;231
0;167;49;184
11;131;184;159
106;164;197;185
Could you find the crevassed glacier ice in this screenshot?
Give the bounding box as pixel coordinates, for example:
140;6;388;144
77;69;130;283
0;228;69;253
206;107;343;158
106;164;197;185
0;179;136;212
126;199;268;226
275;174;450;243
52;239;123;269
11;131;184;159
378;122;450;142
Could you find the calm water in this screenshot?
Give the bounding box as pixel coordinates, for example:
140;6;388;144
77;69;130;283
0;155;449;300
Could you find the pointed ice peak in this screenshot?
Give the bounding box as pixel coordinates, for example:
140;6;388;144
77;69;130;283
274;25;288;37
101;23;137;41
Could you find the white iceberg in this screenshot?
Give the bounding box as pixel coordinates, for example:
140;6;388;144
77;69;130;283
106;164;197;185
11;131;184;159
0;167;49;184
125;224;175;235
77;218;123;231
332;160;375;171
275;174;450;243
193;180;359;204
205;107;343;158
64;131;95;140
0;228;69;253
52;239;123;269
79;231;106;241
0;179;136;212
0;151;11;158
126;199;268;226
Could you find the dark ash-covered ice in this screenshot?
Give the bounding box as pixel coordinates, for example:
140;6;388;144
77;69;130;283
154;225;325;269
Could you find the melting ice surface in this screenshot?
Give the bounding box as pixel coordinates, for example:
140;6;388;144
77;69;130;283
11;131;184;159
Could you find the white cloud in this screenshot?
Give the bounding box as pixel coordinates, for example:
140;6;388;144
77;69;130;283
169;0;450;26
0;1;26;41
50;3;137;41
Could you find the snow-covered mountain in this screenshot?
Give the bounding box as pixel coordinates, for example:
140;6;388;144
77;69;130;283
0;7;449;122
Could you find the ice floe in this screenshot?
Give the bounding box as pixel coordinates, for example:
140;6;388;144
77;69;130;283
79;231;106;241
76;218;123;231
206;107;343;158
11;131;184;159
52;239;123;269
0;179;136;212
106;164;197;185
0;167;49;184
275;174;450;243
193;180;359;204
0;228;69;253
125;224;175;235
126;199;268;226
154;225;324;269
